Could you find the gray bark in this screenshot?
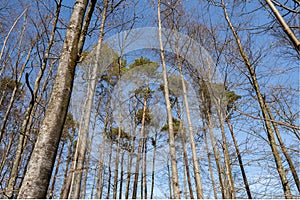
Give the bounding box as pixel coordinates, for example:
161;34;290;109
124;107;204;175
157;0;181;198
222;2;293;198
17;1;88;198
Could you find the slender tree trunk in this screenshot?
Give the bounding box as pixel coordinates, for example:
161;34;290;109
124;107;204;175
203;128;218;199
226;118;252;198
60;130;76;199
17;1;89;198
81;113;97;198
265;0;300;51
132;96;147;199
264;99;300;192
5;2;62;197
95;89;111;198
167;160;173;199
143;131;148;199
125;124;137;199
72;1;107;198
176;102;194;199
106;141;113;199
0;8;28;78
200;88;226;198
150;132;158;199
119;146;125;199
216;105;236;198
177;54;204;198
157;0;180;198
222;2;293;198
0;42;31;144
48;141;65;199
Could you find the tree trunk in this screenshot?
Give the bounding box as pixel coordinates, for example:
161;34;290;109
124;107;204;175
265;0;300;51
118;146;125;199
5;2;62;197
176;54;204;198
132;95;147;199
216;105;236;198
125;124;137;199
264;98;300;192
157;0;180;198
17;1;89;198
72;1;107;198
60;130;76;199
176;102;194;199
105;141;113;199
142;131;148;199
48;141;65;199
201;88;226;199
222;2;293;198
204;128;218;199
150;131;158;199
226;118;252;198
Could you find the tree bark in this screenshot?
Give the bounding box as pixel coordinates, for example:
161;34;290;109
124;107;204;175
222;2;293;198
48;141;65;199
132;95;147;199
265;0;300;51
72;1;107;198
226;118;252;198
5;2;62;197
157;0;181;198
17;1;89;198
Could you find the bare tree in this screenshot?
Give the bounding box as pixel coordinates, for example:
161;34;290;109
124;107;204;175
17;0;89;198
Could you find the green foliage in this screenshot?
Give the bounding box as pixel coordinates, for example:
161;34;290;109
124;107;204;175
134;87;154;99
135;108;152;125
0;77;21;90
106;127;130;141
129;56;159;77
161;117;181;136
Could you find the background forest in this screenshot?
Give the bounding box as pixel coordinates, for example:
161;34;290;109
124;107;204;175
0;0;299;199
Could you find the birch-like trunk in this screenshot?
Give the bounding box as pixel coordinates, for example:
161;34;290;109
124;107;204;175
157;0;180;198
222;2;292;198
17;1;89;198
6;2;62;197
132;95;147;199
72;1;108;198
226;119;252;198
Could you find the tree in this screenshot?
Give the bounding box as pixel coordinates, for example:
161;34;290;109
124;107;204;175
17;0;89;198
221;1;293;198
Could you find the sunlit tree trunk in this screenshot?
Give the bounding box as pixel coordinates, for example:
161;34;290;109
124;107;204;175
265;0;300;52
222;2;292;198
150;131;157;199
176;54;204;199
216;104;235;198
264;98;300;192
5;2;62;197
17;1;89;198
157;0;180;198
203;128;218;199
95;90;111;199
105;141;113;199
48;141;65;199
226;118;252;198
60;130;76;199
125;123;137;199
200;88;226;198
72;1;107;198
118;145;125;199
132;95;147;199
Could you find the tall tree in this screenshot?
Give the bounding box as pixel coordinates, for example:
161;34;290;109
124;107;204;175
221;1;293;198
157;0;181;198
17;0;89;198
